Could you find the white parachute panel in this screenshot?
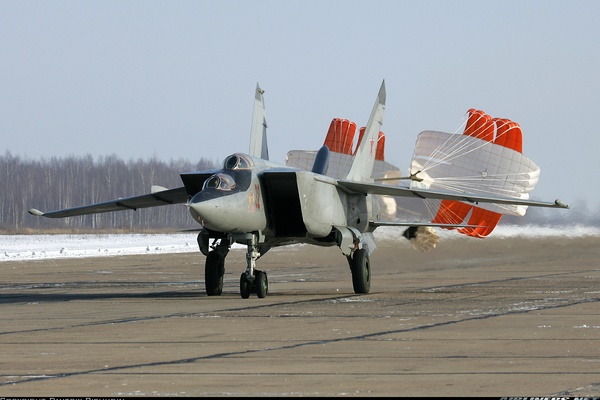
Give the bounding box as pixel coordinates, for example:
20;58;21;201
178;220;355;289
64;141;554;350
410;130;540;216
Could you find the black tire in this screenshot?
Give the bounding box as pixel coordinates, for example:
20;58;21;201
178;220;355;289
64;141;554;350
240;273;251;299
205;251;225;296
351;248;370;294
255;270;268;298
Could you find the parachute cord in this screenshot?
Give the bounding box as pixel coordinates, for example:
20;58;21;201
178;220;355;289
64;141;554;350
407;111;539;222
420;133;495;174
420;111;492;171
420;115;517;174
421;197;468;224
424;172;535;195
419;114;469;172
422;198;442;221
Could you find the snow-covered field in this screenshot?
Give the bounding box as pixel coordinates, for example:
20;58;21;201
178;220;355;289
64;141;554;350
1;225;598;262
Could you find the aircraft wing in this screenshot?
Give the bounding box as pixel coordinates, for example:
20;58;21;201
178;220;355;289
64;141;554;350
28;186;190;218
336;179;569;209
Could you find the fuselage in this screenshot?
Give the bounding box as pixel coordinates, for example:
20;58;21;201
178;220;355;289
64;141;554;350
186;152;379;249
188;153;274;233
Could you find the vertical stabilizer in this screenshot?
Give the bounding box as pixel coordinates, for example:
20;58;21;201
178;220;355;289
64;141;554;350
249;83;269;160
345;80;386;182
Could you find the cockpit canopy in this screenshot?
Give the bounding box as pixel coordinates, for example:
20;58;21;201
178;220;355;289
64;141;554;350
223;153;253;170
202;173;236;191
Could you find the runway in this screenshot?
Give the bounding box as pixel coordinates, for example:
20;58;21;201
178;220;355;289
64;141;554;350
1;234;599;396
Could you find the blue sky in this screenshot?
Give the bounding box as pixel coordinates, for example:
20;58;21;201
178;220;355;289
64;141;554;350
1;0;598;209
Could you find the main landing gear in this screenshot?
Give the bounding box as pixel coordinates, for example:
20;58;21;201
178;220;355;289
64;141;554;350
199;231;268;299
204;241;229;296
335;226;373;295
347;248;370;294
198;230;227;296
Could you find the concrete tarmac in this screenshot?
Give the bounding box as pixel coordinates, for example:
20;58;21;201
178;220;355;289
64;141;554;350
1;234;599;397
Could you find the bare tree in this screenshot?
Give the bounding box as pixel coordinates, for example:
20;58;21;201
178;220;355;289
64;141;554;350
1;151;216;232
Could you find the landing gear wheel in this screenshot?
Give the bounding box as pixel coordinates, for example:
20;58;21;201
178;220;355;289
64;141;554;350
205;251;225;296
255;270;268;298
351;248;370;294
240;273;251;299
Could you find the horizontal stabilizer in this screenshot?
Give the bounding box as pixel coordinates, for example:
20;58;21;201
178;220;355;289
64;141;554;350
337;179;569;209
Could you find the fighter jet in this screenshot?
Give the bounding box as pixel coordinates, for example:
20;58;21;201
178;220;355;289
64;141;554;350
29;81;568;298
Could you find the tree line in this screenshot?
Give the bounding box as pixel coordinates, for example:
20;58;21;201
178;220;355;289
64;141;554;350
1;151;217;232
0;151;591;233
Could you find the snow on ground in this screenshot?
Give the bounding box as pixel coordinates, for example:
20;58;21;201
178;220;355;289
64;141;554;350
1;233;201;262
1;225;598;262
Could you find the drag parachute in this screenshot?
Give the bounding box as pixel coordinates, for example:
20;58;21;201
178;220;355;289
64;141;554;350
409;108;540;238
286;117;398;181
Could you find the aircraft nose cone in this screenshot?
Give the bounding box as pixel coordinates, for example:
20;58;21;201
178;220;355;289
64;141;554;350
186;189;266;233
187;194;221;228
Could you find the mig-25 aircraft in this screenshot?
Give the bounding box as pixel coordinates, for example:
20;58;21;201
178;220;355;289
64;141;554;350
29;80;569;298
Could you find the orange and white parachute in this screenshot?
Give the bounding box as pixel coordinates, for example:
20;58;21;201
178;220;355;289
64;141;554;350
409;108;540;238
287;117;398;180
285;117;400;219
323;117;386;161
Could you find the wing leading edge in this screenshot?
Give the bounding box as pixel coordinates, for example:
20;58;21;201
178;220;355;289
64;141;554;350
28;186;190;218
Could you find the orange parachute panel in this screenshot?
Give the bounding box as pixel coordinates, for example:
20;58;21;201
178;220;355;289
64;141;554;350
375;132;385;161
355;127;385;159
493;118;523;153
354;127;366;155
430;109;525;238
457;207;502;238
493;118;510;147
432;200;472;228
464;108;494;142
324;118;356;155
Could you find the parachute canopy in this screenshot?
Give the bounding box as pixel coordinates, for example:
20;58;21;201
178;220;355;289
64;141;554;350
286;117;398;180
410;108;540;237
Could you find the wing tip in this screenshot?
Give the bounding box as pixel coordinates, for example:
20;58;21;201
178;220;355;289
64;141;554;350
28;208;44;217
554;199;569;209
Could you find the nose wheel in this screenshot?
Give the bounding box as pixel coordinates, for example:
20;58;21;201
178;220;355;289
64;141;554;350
237;232;269;299
240;269;268;299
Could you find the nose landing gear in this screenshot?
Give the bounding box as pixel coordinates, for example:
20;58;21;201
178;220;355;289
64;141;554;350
240;269;268;299
200;231;269;299
238;231;268;299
